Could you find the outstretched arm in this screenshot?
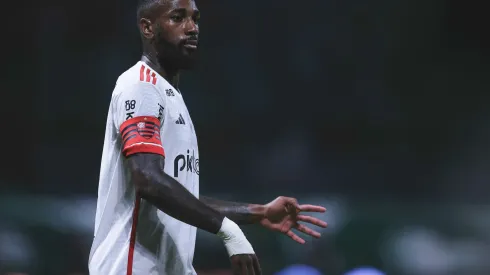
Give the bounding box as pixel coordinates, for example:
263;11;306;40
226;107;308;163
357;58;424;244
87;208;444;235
202;195;328;244
199;196;266;225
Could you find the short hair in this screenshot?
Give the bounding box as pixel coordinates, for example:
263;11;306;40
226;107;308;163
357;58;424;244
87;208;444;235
137;0;162;21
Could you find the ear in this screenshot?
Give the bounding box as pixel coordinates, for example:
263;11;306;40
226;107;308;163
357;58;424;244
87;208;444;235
139;18;154;39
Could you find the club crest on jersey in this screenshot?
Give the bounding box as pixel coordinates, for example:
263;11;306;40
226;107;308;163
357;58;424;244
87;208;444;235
136;121;157;140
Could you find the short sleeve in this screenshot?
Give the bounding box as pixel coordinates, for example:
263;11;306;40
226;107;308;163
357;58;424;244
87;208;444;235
113;82;166;157
113;82;165;129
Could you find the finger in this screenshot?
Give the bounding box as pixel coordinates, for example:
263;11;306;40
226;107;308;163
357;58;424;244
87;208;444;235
297;215;328;228
295;223;321;238
241;259;249;275
231;261;241;275
298;204;326;213
246;257;255;275
252;255;262;275
286;229;306;244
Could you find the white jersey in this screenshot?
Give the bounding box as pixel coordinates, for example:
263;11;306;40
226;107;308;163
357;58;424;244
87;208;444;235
89;61;200;275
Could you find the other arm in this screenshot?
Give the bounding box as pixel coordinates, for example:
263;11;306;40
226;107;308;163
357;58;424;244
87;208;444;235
203;194;329;244
199;196;265;225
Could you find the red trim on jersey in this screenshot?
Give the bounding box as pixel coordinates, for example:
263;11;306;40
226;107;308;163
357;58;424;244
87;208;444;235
151;72;157;85
139;65;145;81
126;192;141;275
119;116;165;157
138;64;157;85
146;68;151;83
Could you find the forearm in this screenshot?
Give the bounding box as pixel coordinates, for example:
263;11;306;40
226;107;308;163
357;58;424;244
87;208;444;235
129;155;224;234
200;196;265;225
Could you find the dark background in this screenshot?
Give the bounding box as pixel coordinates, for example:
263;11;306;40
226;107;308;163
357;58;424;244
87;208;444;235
1;0;490;274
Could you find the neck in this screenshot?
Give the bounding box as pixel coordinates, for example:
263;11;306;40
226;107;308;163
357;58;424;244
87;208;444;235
141;52;180;88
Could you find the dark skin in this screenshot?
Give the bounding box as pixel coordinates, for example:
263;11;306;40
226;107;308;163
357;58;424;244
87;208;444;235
132;0;327;274
200;196;327;244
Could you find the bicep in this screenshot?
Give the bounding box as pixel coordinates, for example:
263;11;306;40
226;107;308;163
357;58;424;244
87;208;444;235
126;153;166;176
126;153;166;192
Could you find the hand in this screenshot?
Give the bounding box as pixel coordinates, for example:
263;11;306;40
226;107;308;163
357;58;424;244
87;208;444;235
230;253;262;275
260;196;327;244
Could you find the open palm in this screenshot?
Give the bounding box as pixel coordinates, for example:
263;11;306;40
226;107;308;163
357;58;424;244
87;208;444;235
259;196;327;244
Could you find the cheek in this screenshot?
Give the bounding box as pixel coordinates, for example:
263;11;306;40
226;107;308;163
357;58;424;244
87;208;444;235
160;23;183;43
158;30;181;48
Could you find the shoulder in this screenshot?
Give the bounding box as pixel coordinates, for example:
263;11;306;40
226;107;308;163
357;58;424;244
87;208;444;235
118;62;159;87
113;62;162;99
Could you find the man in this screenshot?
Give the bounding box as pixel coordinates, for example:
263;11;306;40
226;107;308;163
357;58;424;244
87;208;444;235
88;0;327;274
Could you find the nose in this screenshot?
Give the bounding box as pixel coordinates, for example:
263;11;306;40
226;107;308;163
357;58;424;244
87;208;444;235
185;19;199;36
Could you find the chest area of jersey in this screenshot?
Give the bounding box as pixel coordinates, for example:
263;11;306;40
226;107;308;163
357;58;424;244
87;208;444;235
159;88;199;182
158;89;197;147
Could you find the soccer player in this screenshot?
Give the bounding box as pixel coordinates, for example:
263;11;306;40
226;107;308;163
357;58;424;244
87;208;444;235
88;0;328;274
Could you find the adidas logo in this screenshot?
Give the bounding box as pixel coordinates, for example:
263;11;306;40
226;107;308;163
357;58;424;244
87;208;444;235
175;114;185;125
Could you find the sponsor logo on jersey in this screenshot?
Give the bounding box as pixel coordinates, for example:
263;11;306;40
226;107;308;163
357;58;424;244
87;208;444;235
125;100;136;120
157;103;164;123
174;149;199;177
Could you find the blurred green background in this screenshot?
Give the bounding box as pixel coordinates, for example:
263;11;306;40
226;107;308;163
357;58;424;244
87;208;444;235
1;0;490;274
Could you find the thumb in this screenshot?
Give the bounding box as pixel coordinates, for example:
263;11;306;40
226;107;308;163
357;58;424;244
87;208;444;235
282;197;300;212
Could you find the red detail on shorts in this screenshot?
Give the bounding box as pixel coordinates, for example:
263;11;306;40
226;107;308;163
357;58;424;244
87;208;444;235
126;192;141;275
119;116;165;157
139;65;145;81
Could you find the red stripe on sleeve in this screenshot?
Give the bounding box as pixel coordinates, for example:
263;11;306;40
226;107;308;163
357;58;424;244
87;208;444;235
151;72;157;85
139;65;145;81
145;68;151;83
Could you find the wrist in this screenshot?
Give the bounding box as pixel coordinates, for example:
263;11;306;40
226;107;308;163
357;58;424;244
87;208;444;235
249;204;267;222
217;217;254;256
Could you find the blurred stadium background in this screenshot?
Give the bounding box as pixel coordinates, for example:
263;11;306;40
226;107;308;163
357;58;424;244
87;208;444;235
2;0;490;274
